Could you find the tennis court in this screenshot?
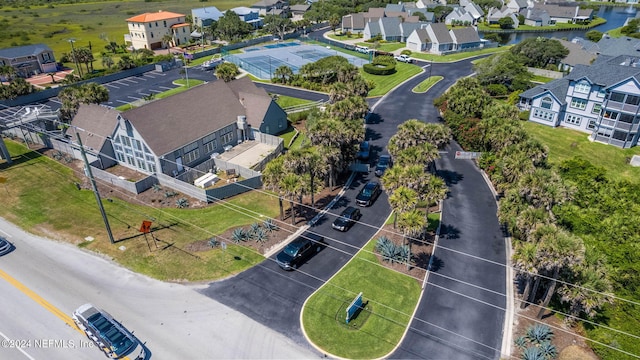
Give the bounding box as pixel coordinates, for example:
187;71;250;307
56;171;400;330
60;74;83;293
224;43;368;79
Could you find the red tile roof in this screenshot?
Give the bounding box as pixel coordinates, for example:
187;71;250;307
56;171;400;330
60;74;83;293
126;11;185;23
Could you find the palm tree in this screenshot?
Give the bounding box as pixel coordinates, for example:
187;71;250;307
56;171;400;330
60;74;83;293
329;13;341;33
517;168;574;222
0;65;16;82
328;96;368;121
388;186;418;229
394;142;440;169
512;241;540;309
328;82;349;103
381;166;404;195
262;157;286;220
280;173;303;225
101;55;114;69
398;209;426;270
162;34;175;49
273;65;293;84
420;174;447;222
535;227;585;319
75;47;94;74
215;62;239;82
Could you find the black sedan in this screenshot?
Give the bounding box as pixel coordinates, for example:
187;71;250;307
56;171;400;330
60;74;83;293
374;155;393;177
275;233;325;270
355;181;381;207
331;206;362;232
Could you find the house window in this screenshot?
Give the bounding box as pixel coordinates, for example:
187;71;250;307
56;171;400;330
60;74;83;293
574;81;590;94
570;98;587;110
609;92;625;103
540;96;553;109
147;163;156;173
603;110;619;120
116;152;125;162
565;114;581;126
121;135;131;147
127;156;135;165
133;139;142;151
533;108;555;122
596;127;612;137
149;23;152;28
588;120;596;129
612;130;628;141
136;158;147;171
145;154;154;162
619;113;635;123
597;89;606;98
151;32;154;38
592;103;602;114
182;141;200;164
628;133;637;141
155;22;159;27
203;133;217;154
135;151;144;160
625;95;640;106
144;144;151;153
124;147;133;155
164;20;167;27
221;125;234;145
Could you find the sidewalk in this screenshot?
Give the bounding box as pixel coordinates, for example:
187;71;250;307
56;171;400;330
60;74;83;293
321;31;410;55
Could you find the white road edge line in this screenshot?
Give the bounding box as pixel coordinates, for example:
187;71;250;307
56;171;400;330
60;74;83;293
0;330;36;360
0;229;11;237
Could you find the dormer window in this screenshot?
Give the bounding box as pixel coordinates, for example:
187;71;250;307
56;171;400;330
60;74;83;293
541;96;553;109
574;80;590;94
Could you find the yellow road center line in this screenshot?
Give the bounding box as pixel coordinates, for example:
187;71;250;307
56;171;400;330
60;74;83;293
0;268;82;334
0;268;133;360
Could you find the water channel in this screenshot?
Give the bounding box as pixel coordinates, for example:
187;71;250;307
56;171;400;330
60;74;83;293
479;5;638;45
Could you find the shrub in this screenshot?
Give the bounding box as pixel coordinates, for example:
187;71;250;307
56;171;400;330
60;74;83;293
372;55;395;66
486;84;508;97
250;222;261;233
401;49;412;56
363;63;396;75
232;228;248;243
164;191;178;198
175;198;189;208
263;218;278;232
253;228;269;243
521;347;545;360
208;237;219;248
525;324;553;344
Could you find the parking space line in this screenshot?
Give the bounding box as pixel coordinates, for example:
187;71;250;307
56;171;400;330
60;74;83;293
49;98;62;105
105;83;119;89
114;81;130;87
158;86;173;90
116;100;131;104
127;96;142;101
122;78;138;84
137;92;150;96
149;89;161;93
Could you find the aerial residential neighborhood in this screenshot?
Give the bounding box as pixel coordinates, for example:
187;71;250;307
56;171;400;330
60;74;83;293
1;0;640;359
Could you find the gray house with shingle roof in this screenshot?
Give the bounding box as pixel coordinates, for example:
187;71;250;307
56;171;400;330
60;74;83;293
450;27;482;50
71;78;287;176
424;23;454;54
68;104;120;169
0;44;57;79
519;55;640;148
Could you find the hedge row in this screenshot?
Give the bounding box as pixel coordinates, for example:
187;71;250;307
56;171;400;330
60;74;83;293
363;63;396;75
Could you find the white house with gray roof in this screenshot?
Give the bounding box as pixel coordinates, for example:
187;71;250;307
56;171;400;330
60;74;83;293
519;55;640;148
191;6;224;28
0;44;57;78
406;23;483;54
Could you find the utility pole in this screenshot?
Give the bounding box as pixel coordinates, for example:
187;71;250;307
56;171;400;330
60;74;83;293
76;132;115;244
67;38;83;77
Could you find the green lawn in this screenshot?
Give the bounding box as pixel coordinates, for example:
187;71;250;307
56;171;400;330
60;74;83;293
410;46;512;62
530;74;556;83
412;76;443;93
522;121;640;183
302;239;422;358
275;95;315;109
361;63;423;97
0;140;278;281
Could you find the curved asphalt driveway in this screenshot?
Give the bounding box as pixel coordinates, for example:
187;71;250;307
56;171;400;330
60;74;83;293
377;62;507;359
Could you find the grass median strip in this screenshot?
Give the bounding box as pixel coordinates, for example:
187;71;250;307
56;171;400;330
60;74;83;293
302;239;421;358
412;76;443;93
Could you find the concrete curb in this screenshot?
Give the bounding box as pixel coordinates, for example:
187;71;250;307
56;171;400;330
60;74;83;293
479;168;514;359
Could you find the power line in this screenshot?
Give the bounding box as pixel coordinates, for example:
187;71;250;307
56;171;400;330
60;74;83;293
7;124;640;357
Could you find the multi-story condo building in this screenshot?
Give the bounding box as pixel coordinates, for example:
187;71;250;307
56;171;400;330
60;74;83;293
125;11;190;50
519;55;640;148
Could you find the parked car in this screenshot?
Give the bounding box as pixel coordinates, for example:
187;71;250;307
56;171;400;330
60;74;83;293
374;155;393;177
331;206;362;232
276;233;325;270
394;54;414;63
356;181;381;207
357;141;370;161
0;237;13;256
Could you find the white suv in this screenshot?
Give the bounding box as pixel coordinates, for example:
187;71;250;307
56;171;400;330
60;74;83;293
394;54;413;63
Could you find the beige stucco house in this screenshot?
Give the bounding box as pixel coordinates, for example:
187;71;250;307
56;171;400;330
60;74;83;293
125;11;191;50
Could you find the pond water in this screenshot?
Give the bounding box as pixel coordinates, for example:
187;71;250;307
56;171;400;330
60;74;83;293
479;5;638;45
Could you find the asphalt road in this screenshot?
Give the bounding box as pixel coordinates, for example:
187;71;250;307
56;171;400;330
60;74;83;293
199;171;390;350
373;62;507;359
0;218;319;360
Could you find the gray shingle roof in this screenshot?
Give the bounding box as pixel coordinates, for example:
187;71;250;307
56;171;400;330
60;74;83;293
450;27;481;44
192;7;223;21
429;23;453;43
0;44;52;59
380;17;402;37
367;21;381;36
70;104;120;151
122;79;249;155
520;77;569;105
414;28;431;43
385;3;405;12
342;13;365;29
555;38;597;67
595;35;640;57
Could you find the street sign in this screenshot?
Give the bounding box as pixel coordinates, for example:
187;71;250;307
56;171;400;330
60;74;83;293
455;151;482;159
346;292;363;324
139;220;152;234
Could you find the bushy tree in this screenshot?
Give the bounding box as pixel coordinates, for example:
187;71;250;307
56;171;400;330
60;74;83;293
585;30;603;42
474;52;532;91
216;11;253;41
215;62;239;82
498;16;515;29
511;37;569;69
